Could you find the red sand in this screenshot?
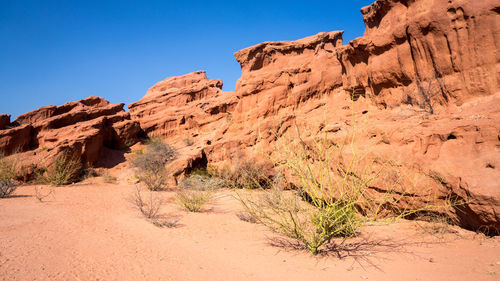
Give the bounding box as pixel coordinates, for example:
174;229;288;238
1;182;499;281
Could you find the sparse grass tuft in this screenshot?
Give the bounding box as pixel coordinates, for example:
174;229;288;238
81;166;98;181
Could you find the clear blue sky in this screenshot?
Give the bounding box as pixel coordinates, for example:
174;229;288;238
0;0;374;119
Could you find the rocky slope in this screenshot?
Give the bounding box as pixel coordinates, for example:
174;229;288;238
0;96;140;178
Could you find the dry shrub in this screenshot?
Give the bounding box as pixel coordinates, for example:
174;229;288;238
130;186;180;228
0;179;16;198
102;171;117;183
176;174;215;212
0;156;17;198
38;153;82;186
131;138;176;191
81;166;98;181
212;157;273;189
131;186;162;219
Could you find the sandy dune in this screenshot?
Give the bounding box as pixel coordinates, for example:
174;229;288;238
1;183;499;281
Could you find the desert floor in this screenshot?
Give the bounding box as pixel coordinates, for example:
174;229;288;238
1;181;499;281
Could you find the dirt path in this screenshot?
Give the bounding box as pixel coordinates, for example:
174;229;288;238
1;183;499;281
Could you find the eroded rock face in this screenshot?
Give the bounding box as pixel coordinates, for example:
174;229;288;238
233;31;344;120
129;71;238;137
341;0;499;109
0;96;140;176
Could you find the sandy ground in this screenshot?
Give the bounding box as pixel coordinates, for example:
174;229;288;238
1;181;499;281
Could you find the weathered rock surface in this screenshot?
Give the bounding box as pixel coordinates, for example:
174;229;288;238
341;0;500;109
129;71;238;137
0;96;140;176
129;0;499;232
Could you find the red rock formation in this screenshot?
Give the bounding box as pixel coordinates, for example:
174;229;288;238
0;96;140;176
129;71;238;137
341;0;499;109
129;71;238;179
129;0;499;232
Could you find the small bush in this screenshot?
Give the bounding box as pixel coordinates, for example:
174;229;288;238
38;153;82;186
0;179;16;198
0;156;18;197
176;174;215;212
131;186;162;219
213;158;273;189
131;138;176;191
81;167;98;181
0;156;17;182
176;191;212;212
102;171;117;183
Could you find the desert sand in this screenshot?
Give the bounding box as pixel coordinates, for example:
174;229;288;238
1;180;499;281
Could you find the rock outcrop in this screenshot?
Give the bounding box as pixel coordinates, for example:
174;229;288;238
0;96;140;177
129;71;238;179
129;71;238;138
129;0;499;232
341;0;499;109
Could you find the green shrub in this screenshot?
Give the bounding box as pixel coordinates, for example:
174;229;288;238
237;185;359;255
131;138;176;191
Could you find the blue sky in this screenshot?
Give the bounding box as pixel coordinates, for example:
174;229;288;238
0;0;374;119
